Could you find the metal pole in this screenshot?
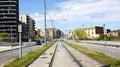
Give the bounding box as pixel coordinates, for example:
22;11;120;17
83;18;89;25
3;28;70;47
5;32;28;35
18;24;22;59
103;24;105;41
19;32;22;59
44;0;47;46
52;20;54;40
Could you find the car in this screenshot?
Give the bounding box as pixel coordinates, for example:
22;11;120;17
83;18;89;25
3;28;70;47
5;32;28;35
35;40;41;45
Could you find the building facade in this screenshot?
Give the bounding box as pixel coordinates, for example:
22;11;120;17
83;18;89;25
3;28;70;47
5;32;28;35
46;28;62;39
108;30;120;38
84;26;104;39
67;30;74;39
0;0;19;42
19;14;35;41
34;29;44;39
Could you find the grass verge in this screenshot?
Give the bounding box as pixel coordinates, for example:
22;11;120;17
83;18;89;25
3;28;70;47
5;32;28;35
64;41;120;67
3;42;55;67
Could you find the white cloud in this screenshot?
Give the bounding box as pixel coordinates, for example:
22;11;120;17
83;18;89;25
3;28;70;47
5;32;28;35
31;0;120;28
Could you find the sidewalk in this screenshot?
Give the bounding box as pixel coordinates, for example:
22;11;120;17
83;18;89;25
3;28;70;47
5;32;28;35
0;46;19;52
29;42;57;67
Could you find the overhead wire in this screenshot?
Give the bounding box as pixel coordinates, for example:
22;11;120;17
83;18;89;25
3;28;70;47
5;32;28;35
65;0;76;21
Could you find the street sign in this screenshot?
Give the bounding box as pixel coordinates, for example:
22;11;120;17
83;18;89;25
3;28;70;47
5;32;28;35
18;24;22;32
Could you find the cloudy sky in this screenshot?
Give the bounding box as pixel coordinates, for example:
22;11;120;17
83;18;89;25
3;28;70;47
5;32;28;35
20;0;120;31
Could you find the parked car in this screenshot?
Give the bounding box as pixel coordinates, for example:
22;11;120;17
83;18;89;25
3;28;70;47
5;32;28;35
35;40;41;45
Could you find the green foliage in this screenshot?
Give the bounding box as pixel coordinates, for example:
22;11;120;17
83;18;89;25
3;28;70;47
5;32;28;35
3;42;55;67
74;28;87;40
64;41;120;67
98;36;111;41
0;31;7;41
110;37;120;41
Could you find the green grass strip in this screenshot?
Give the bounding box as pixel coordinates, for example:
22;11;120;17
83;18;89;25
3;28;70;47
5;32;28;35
64;41;120;67
3;42;55;67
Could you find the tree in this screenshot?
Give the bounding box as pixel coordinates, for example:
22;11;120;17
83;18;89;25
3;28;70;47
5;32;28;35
74;28;87;40
0;31;8;41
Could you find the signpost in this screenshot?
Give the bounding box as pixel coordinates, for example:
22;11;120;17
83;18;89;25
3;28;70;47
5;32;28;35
18;24;22;59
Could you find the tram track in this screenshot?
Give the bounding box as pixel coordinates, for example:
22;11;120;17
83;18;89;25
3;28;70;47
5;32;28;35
49;40;82;67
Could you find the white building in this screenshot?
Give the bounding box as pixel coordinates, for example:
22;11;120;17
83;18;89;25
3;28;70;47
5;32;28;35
19;14;35;41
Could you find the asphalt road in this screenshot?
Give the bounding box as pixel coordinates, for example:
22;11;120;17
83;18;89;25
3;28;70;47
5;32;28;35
68;40;120;59
0;45;42;66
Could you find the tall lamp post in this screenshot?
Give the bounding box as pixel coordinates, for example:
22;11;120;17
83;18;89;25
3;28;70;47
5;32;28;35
44;0;47;46
103;24;105;41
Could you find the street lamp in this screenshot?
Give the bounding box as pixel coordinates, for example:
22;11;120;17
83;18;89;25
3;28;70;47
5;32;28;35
44;0;47;46
103;24;105;41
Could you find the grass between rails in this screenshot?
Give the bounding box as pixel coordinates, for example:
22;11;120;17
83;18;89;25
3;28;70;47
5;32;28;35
3;42;55;67
64;41;120;67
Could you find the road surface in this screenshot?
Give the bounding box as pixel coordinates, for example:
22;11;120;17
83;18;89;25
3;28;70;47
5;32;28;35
68;40;120;59
0;45;42;66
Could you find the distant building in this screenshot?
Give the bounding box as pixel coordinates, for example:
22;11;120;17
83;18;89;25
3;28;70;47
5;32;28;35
108;30;120;37
19;14;35;41
84;26;104;39
46;28;54;39
0;0;19;42
104;29;110;36
67;30;74;39
46;28;62;39
34;29;44;39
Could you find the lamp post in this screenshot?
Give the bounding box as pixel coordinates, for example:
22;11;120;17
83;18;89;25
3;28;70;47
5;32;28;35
103;24;105;41
44;0;47;46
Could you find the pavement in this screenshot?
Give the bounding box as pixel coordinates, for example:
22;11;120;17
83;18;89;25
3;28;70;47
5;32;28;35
29;42;58;67
0;46;19;52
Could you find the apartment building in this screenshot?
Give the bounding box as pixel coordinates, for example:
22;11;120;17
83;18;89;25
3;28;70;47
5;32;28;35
46;28;55;39
46;28;62;39
34;29;44;39
108;30;120;37
19;14;35;41
84;26;104;39
0;0;19;42
67;30;74;39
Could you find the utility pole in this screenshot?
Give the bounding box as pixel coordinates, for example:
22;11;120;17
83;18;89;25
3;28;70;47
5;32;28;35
103;24;106;41
44;0;47;46
51;20;54;40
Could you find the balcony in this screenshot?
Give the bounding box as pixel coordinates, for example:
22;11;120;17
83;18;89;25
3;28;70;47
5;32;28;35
0;13;17;15
0;5;16;7
0;29;17;31
0;9;16;11
0;1;17;3
0;21;17;23
0;25;16;27
0;17;16;19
